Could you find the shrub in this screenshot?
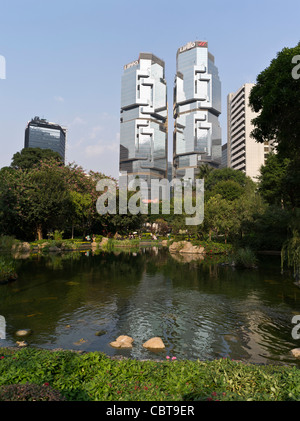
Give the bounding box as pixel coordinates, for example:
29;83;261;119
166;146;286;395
0;257;17;283
0;235;18;251
0;383;65;401
281;229;300;281
233;247;258;268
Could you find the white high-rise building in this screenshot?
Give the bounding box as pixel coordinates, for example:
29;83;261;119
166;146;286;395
173;41;222;181
227;83;275;181
119;53;168;185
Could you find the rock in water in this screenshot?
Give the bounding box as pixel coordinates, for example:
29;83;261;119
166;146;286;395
109;335;134;348
15;329;32;337
16;341;27;347
291;348;300;358
95;329;107;336
143;337;165;350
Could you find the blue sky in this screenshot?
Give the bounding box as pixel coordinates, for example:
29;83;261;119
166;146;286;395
0;0;299;178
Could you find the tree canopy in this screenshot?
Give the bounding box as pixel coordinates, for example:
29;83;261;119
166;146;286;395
249;42;300;159
11;148;63;170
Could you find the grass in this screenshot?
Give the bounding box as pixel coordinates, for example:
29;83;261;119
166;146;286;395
0;347;300;401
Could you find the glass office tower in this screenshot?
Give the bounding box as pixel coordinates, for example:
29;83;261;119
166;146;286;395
24;116;66;162
173;41;222;181
119;53;168;185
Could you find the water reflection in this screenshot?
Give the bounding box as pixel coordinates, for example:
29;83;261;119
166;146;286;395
0;248;300;365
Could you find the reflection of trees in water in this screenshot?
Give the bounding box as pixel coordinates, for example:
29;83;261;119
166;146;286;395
2;249;300;361
2;251;149;344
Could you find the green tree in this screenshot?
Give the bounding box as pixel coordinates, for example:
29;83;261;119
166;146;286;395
209;179;245;202
11;148;63;170
204;195;237;243
249;42;300;159
22;161;70;240
197;163;215;181
0;158;113;240
68;191;93;239
257;152;290;207
0;166;29;238
249;42;300;257
204;167;255;192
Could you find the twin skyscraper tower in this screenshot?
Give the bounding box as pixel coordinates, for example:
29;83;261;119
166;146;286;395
119;41;222;184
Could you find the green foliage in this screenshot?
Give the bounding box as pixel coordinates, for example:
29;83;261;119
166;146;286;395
188;239;233;254
249;43;300;211
246;205;290;250
0;348;299;401
204;167;254;191
196;163;215;180
11;148;63;170
209;180;244;201
0;158;118;241
0;257;16;282
0;235;17;251
257;152;293;207
249;42;300;159
281;229;300;281
232;247;258;269
0;382;65;401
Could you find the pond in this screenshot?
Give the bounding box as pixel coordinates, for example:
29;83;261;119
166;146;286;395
0;247;300;365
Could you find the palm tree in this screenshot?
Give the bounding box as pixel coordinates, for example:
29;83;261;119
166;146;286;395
197;163;214;180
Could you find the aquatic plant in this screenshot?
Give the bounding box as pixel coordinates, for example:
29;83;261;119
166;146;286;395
281;229;300;281
232;247;258;269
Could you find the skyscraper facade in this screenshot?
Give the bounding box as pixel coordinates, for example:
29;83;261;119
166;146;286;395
173;41;222;181
119;53;168;185
227;83;275;180
24;116;66;162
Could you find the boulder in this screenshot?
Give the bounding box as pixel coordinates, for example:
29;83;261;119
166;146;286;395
39;242;49;249
100;237;109;247
49;246;60;252
15;329;32;337
16;341;28;347
12;242;31;252
169;241;205;254
143;337;165;350
21;242;31;252
110;335;134;348
169;241;186;253
179;242;205;254
291;348;300;358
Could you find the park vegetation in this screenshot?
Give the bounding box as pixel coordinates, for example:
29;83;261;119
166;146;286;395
1;347;300;401
0;45;298;276
0;42;299;403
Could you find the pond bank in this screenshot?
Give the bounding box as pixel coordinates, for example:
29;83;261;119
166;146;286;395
0;247;299;364
0;346;300;401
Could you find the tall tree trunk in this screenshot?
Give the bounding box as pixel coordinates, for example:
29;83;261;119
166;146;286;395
36;224;43;241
